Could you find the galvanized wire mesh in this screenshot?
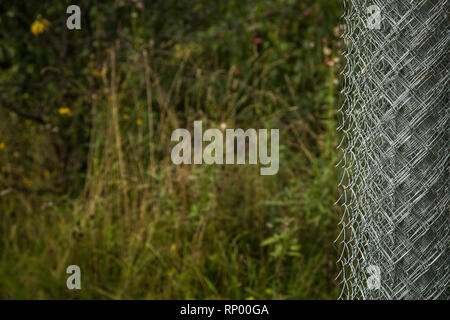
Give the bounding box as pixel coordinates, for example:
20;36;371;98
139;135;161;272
337;0;449;299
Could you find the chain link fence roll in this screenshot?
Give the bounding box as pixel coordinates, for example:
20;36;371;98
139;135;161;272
337;0;449;299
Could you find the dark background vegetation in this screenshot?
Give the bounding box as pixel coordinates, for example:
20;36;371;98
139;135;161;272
0;0;342;299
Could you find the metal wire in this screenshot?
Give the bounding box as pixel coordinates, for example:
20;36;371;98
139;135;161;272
337;0;449;299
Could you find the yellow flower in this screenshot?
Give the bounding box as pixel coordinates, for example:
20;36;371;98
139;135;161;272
44;169;50;177
136;119;143;126
30;16;50;36
91;69;102;78
123;113;130;120
174;44;192;58
58;107;71;115
0;142;5;150
23;177;32;186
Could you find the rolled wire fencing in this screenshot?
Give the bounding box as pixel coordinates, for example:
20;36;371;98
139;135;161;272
337;0;449;299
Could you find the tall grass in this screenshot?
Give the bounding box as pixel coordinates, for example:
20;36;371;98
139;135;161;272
0;0;342;299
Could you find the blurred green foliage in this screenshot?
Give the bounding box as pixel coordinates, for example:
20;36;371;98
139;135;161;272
0;0;342;299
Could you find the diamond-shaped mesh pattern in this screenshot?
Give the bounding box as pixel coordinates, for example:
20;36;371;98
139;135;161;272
337;0;449;299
